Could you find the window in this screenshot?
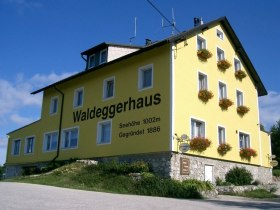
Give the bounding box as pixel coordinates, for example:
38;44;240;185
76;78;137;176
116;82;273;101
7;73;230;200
191;118;205;138
239;132;250;149
73;88;84;108
217;48;225;61
97;120;112;144
236;90;243;106
43;132;58;152
100;49;107;64
218;126;225;145
12;139;21;155
103;77;115;99
138;64;153;90
219;82;227;100
88;54;96;68
234;58;241;71
197;36;206;50
216;29;224;40
61;127;78;149
25;136;35;154
198;72;208;90
50;96;58;115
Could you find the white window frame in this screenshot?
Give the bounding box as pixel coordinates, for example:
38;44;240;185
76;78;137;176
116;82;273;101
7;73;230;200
97;119;112;145
100;49;107;64
43;131;58;152
103;76;115;100
190;117;206;139
234;58;241;71
236;90;244;107
197;35;206;50
50;96;58;115
217;47;225;61
217;126;226;145
216;29;224;40
88;54;96;68
218;81;227;100
12;139;21;156
73;87;84;108
198;71;208;91
61;127;79;149
24;136;35;154
239;131;250;149
138;64;153;91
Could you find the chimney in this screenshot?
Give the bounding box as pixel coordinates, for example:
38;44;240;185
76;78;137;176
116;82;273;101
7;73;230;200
194;17;203;27
145;39;152;46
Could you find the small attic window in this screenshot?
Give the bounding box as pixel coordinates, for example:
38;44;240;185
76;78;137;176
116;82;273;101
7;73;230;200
88;54;96;68
216;29;224;40
100;49;107;64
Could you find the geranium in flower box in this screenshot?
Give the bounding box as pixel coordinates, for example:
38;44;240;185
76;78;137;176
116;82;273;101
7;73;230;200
217;143;232;156
239;148;257;160
197;49;212;59
219;98;234;109
237;105;250;115
198;89;214;102
217;59;231;69
189;137;211;152
235;70;247;80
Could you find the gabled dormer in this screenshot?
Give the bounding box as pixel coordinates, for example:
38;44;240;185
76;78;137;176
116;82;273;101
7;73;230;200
81;42;142;70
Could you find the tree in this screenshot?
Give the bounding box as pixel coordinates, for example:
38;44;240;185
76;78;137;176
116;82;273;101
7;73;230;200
0;165;4;180
270;120;280;167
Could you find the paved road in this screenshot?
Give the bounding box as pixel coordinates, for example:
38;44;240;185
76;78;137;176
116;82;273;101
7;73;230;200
0;182;279;210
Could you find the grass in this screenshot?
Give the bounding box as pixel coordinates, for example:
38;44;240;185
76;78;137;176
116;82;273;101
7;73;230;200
5;161;214;199
238;189;278;199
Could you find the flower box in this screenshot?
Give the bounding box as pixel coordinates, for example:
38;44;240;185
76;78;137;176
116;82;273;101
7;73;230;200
217;143;232;156
217;59;231;69
219;98;234;109
237;105;250;115
235;70;247;80
239;148;257;161
189;137;211;152
198;89;214;102
197;49;212;59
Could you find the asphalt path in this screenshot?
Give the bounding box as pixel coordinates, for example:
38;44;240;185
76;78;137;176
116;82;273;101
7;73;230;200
0;182;279;210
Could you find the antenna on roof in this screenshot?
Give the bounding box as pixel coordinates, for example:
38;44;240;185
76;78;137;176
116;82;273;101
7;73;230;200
162;8;176;35
129;17;137;45
146;0;180;34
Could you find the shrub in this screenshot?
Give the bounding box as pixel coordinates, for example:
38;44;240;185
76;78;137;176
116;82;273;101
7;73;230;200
22;166;41;176
87;161;150;175
225;167;253;185
182;179;213;191
215;177;231;186
134;176;202;198
273;169;280;177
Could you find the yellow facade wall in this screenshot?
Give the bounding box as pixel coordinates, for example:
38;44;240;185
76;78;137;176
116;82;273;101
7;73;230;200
260;131;272;168
173;23;264;166
6;45;171;164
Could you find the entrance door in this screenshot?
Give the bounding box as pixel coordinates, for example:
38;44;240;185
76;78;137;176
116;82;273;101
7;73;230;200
204;165;213;182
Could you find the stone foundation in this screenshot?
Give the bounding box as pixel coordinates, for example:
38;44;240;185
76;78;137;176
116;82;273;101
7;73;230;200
5;151;272;183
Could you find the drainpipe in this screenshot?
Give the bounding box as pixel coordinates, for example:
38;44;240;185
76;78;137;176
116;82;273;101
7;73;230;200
52;86;64;162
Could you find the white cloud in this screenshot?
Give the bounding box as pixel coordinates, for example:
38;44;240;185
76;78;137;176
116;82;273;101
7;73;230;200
10;114;34;126
0;137;7;149
7;0;43;14
0;71;76;123
259;91;280;130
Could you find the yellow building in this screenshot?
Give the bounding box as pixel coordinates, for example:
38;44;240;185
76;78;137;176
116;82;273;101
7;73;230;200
5;17;272;182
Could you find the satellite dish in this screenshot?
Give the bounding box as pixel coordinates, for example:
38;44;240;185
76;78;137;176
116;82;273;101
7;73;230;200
181;134;188;140
270;160;278;167
179;143;190;153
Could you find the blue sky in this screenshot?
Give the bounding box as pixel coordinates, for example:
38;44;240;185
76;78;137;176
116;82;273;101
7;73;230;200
1;0;280;165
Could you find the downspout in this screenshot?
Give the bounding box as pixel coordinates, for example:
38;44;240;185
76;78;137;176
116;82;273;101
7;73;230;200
52;86;64;162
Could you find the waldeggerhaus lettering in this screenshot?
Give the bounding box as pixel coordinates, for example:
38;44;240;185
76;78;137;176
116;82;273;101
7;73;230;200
73;93;161;123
